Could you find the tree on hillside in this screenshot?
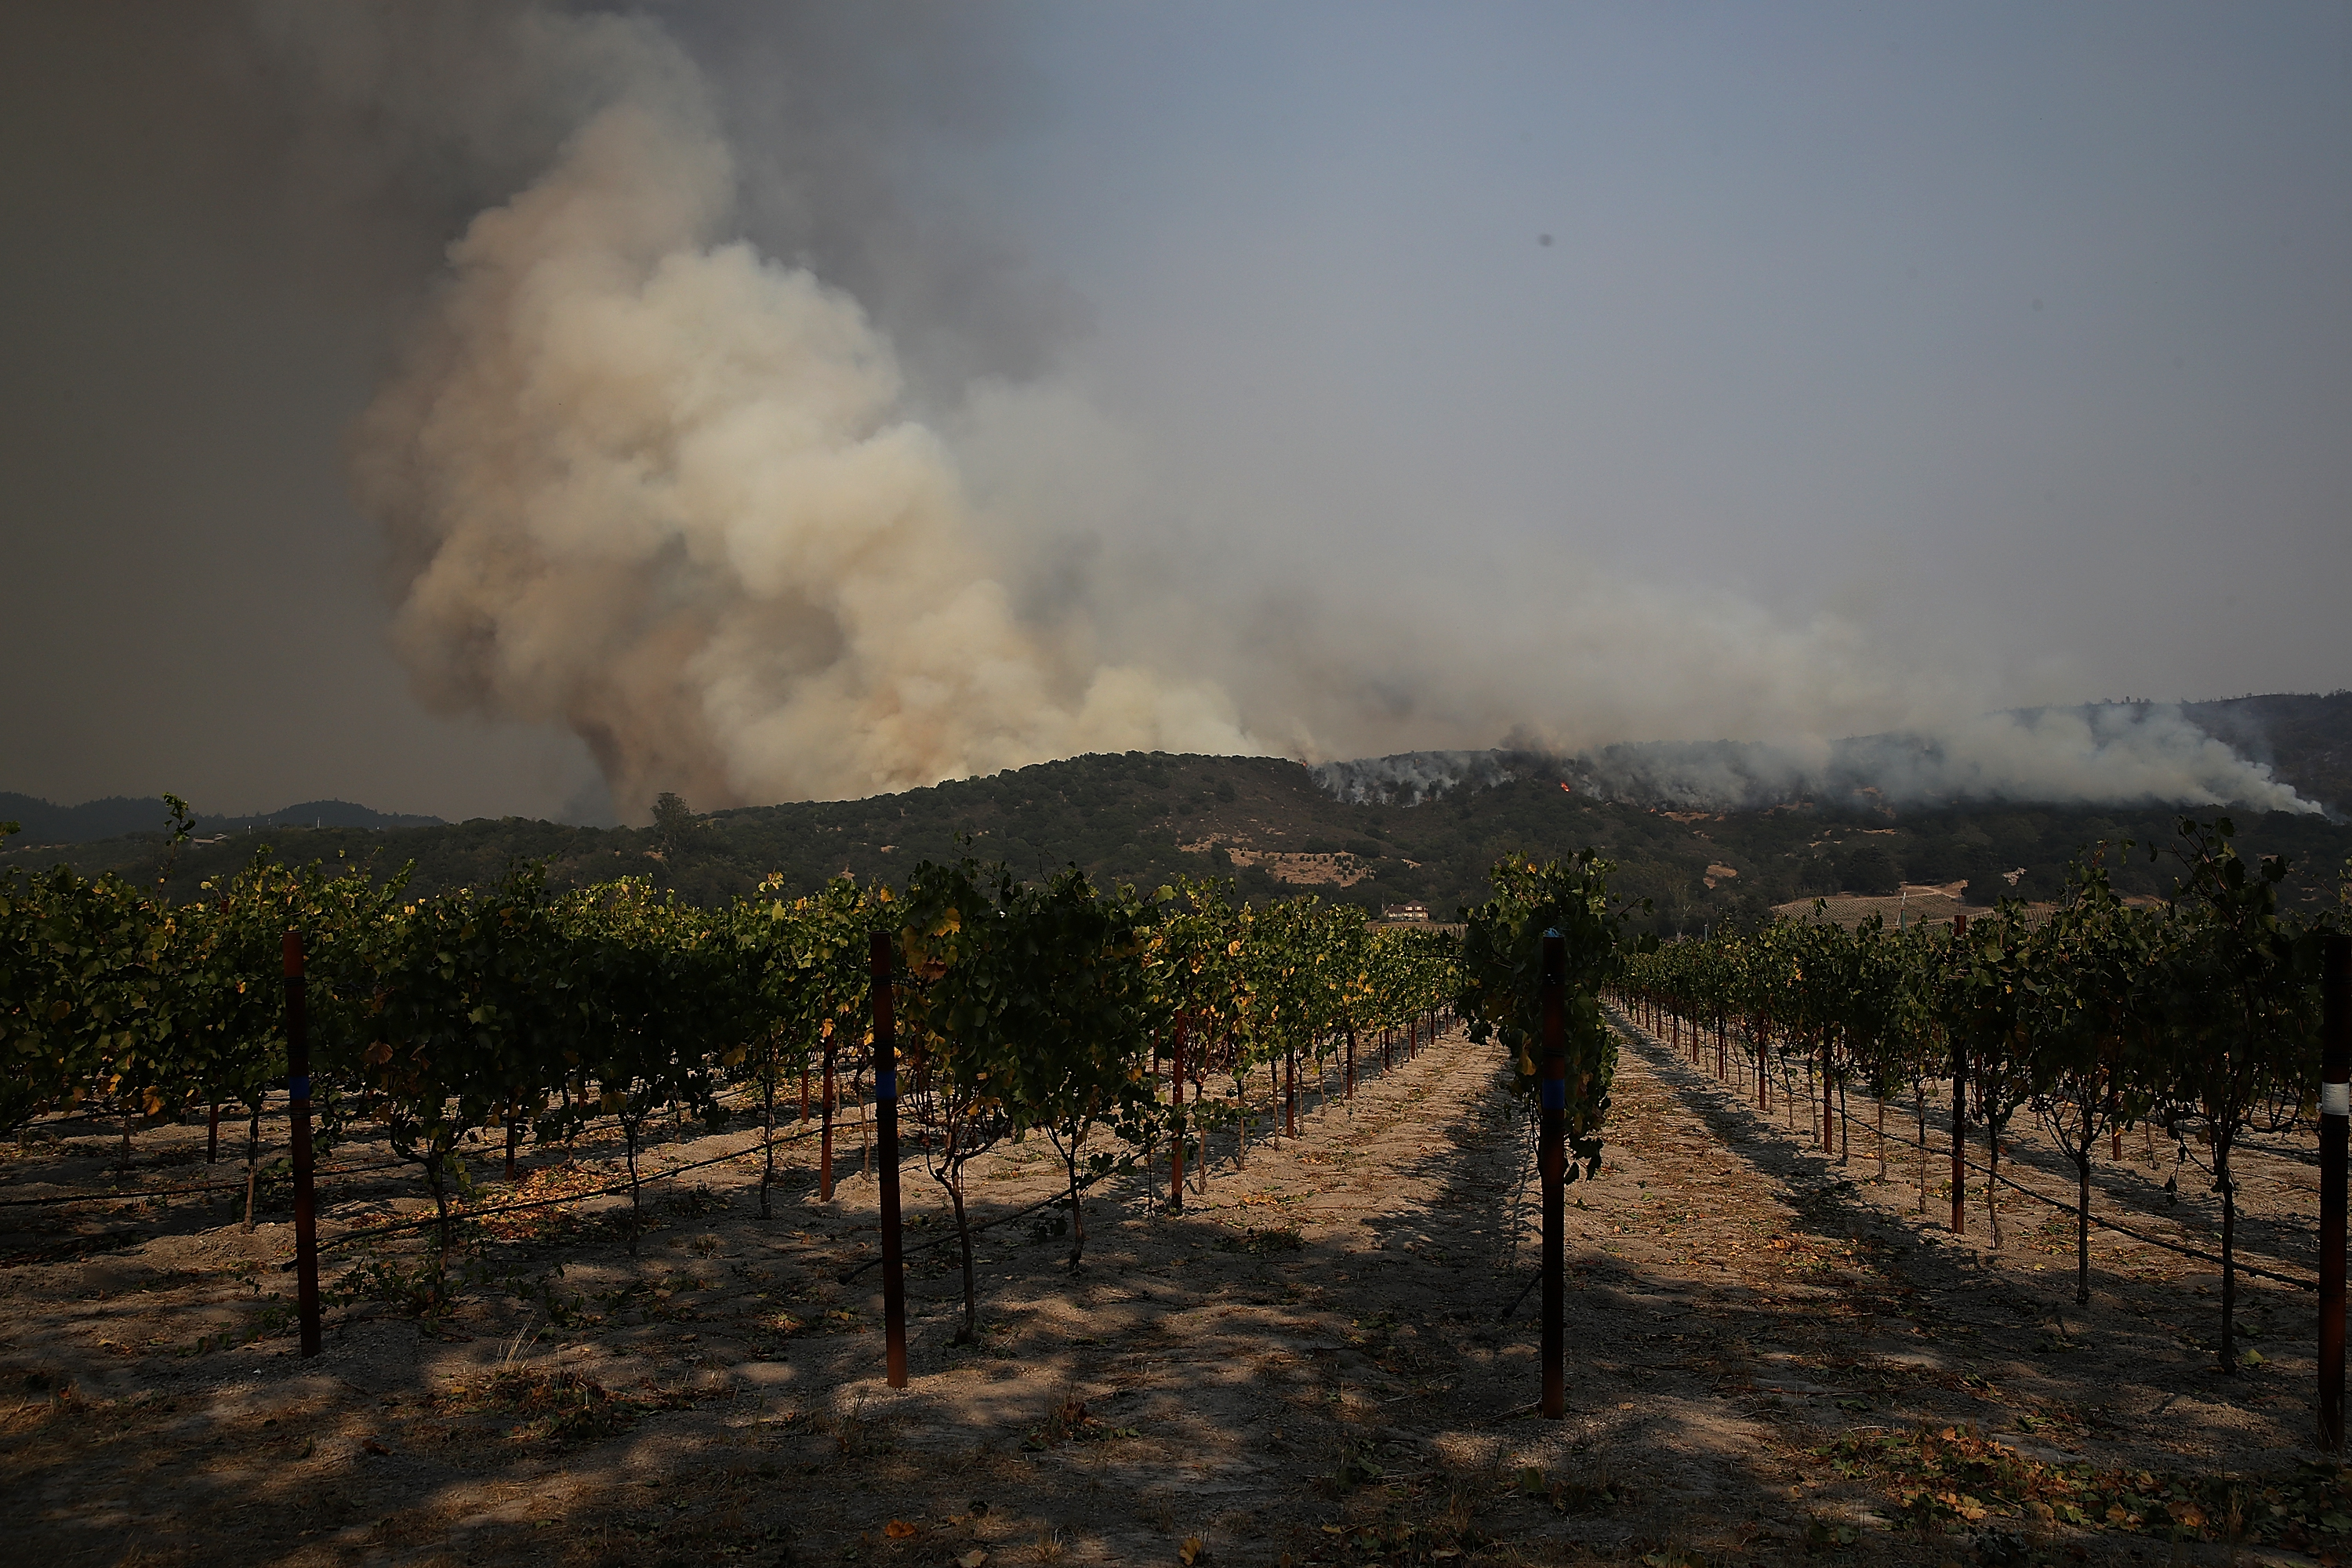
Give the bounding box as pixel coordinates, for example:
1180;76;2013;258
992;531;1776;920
1957;855;2011;906
1840;844;1900;896
652;792;695;859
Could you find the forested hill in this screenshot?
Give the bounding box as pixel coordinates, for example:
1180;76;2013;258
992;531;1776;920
16;750;2350;935
2176;691;2352;817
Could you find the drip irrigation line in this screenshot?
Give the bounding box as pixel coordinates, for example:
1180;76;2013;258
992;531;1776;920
20;1080;768;1134
0;1084;826;1212
1618;1014;2318;1293
841;1018;1465;1283
0;1158;413;1209
1821;1096;2317;1292
296;1118;835;1261
835;1168;1123;1282
1842;1094;2307;1250
203;1025;1442;1338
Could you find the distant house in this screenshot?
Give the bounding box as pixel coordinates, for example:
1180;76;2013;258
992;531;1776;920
1381;902;1431;922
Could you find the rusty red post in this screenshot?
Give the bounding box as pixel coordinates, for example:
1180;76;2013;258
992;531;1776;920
1170;1014;1187;1211
1823;1041;1835;1149
870;931;907;1388
819;1036;836;1203
1951;915;1969;1236
283;931;321;1359
2320;933;2348;1450
1540;930;1566;1420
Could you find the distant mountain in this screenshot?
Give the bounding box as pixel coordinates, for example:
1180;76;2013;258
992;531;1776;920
9;691;2346;931
0;793;442;846
0;793;172;845
198;800;447;835
19;749;2352;934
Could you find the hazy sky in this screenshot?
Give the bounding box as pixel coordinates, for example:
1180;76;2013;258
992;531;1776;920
3;2;2347;822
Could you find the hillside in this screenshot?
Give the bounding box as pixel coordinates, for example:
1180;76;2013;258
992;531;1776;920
16;750;2349;934
2177;690;2352;817
1315;693;2352;819
0;792;443;844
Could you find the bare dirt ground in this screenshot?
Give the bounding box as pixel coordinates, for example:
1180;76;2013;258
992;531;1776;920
3;1016;2345;1568
1175;840;1376;888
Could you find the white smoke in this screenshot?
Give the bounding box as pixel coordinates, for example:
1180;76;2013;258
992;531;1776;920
347;11;1249;818
1314;703;2318;815
1313;751;1530;806
321;5;2319;826
1850;704;2317;814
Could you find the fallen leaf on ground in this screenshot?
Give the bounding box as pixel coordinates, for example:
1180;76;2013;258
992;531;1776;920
884;1519;917;1540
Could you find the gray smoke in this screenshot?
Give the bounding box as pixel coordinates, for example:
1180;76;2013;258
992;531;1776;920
251;4;2328;825
1318;702;2318;815
1313;751;1532;806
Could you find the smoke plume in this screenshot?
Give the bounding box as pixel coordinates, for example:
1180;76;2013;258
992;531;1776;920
346;8;1247;818
1316;702;2317;815
324;5;2318;826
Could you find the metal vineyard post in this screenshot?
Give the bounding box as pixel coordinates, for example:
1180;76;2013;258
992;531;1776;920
1170;1015;1186;1212
870;931;908;1388
820;1036;836;1203
2321;932;2348;1450
283;931;321;1359
1541;929;1566;1421
1950;915;1969;1236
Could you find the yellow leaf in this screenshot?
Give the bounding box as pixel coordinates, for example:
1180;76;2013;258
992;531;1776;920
1179;1537;1206;1565
884;1519;918;1540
